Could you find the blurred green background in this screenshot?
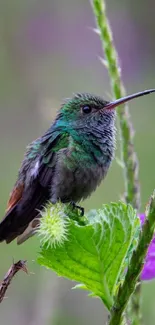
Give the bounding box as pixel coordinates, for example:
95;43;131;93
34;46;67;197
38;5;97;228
0;0;155;324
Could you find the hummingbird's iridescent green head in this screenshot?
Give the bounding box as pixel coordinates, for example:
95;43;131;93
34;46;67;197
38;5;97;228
56;89;155;130
57;93;115;130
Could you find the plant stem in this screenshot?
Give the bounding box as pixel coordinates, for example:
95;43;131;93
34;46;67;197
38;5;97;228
91;0;142;322
109;191;155;325
91;0;140;210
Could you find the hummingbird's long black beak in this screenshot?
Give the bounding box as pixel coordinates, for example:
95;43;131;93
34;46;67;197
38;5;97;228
105;89;155;110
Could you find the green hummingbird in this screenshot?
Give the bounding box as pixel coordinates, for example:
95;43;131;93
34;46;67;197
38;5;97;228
0;89;155;244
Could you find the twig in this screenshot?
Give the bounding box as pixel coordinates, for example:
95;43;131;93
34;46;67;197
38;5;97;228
0;260;28;303
109;191;155;325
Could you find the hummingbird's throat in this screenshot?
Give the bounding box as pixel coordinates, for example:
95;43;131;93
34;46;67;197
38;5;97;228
105;89;155;110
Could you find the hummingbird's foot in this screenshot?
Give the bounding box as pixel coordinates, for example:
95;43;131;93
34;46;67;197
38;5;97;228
70;201;84;216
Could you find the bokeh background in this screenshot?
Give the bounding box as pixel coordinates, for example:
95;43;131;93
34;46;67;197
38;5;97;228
0;0;155;324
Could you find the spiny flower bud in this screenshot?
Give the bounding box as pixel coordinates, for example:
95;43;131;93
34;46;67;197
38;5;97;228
37;202;69;248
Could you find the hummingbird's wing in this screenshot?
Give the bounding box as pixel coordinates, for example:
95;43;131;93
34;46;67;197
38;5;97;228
0;130;69;244
6;183;24;213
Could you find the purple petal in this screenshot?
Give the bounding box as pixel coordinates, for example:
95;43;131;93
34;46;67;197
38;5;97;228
139;213;145;225
139;214;155;280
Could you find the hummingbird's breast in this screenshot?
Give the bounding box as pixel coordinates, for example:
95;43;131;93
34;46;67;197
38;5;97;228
50;139;113;203
50;120;116;203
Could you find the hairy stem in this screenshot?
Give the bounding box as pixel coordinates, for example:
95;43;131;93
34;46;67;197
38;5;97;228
91;0;142;323
109;191;155;325
91;0;140;210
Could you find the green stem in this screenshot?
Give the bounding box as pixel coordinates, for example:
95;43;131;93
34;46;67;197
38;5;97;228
91;0;141;322
91;0;140;210
109;191;155;325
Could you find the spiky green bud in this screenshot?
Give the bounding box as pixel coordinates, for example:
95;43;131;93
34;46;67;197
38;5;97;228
37;202;69;248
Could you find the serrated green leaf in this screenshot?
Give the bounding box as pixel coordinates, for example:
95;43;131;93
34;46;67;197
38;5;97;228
38;202;140;310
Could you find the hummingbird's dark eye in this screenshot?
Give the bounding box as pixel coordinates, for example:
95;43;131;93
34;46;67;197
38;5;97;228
82;105;92;114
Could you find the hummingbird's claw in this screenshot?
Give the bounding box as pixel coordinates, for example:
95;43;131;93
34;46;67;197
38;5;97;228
70;201;84;216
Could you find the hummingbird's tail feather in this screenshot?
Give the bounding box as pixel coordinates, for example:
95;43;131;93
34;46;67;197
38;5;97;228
0;183;49;244
0;205;33;244
0;205;20;243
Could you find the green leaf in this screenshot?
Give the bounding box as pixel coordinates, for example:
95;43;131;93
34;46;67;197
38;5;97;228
38;202;140;310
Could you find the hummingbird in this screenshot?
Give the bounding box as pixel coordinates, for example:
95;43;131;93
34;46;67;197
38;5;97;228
0;89;155;245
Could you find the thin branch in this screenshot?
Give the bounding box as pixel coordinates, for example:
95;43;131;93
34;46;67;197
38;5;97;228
0;260;28;303
109;191;155;325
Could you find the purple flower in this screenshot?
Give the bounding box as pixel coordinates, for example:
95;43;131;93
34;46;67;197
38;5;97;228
140;214;155;280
